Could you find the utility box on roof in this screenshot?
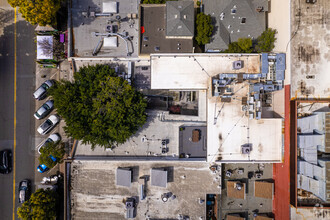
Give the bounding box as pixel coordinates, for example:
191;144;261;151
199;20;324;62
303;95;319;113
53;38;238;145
233;60;244;70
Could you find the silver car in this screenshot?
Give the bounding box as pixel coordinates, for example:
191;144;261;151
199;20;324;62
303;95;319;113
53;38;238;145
37;115;60;135
33;80;54;100
34;100;54;120
18;179;31;203
37;133;61;154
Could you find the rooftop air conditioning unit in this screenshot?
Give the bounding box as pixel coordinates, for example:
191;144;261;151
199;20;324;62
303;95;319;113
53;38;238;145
241;144;252;154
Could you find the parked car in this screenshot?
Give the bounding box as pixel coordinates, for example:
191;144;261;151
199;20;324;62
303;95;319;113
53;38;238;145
18;179;31;203
0;150;12;174
37;115;60;135
33;80;54;100
37;164;49;173
34;100;54;120
37;155;57;173
37;133;61;154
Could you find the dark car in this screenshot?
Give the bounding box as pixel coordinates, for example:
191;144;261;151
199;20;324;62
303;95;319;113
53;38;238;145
0;150;12;174
18;180;31;203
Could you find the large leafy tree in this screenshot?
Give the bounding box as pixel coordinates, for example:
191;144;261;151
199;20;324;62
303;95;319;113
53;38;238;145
7;0;61;26
237;38;253;53
195;13;214;45
17;189;57;220
39;142;65;169
49;65;147;149
225;38;253;53
256;28;277;52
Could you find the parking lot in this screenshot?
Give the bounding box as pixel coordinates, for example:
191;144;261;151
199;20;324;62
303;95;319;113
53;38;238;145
33;60;73;182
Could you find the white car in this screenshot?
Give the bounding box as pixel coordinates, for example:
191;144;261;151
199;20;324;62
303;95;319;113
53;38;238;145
37;133;61;154
33;80;54;100
37;115;60;135
34;100;54;120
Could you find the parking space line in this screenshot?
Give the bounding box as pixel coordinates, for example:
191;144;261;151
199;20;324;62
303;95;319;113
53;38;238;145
12;7;17;220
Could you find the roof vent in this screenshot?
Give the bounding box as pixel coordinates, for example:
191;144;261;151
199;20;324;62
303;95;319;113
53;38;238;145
178;25;182;29
175;14;178;18
183;15;187;19
256;6;264;12
241;143;252;154
178;5;182;9
227;25;231;29
241;17;246;24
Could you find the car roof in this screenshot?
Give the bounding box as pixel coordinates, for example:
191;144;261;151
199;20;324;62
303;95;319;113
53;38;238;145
48;115;59;123
33;86;46;98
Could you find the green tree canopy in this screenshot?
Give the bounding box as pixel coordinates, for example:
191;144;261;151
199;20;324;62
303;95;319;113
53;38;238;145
256;28;277;52
195;13;214;45
237;38;253;53
39;141;65;169
224;42;243;53
17;189;57;220
225;38;253;53
49;65;147;149
7;0;61;26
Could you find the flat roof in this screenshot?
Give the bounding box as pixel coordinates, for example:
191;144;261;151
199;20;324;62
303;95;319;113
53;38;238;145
72;0;139;57
227;181;245;199
254;181;273;199
179;126;207;158
151;54;261;90
221;163;273;218
70;160;220;219
140;6;193;55
291;0;330;98
207;82;283;162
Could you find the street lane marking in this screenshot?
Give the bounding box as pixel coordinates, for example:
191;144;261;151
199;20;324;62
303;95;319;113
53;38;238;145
12;7;17;220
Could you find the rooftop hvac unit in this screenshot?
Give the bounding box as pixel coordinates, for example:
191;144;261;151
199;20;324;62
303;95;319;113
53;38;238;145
235;182;243;191
241;144;252;154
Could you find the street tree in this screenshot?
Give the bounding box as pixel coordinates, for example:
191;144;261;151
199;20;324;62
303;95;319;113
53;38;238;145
17;189;57;220
49;65;147;149
256;28;277;52
39;141;65;169
7;0;61;26
195;12;214;45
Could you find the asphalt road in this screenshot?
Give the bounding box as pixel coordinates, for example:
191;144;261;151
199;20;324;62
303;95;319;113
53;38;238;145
0;5;36;219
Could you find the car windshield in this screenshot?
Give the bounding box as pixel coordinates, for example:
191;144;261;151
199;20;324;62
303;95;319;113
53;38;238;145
42;83;50;90
41;120;52;129
43;103;50;110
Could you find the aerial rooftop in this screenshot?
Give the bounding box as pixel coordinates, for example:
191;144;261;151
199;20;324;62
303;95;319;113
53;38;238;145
71;0;139;57
204;0;268;52
70;160;221;219
140;4;193;55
